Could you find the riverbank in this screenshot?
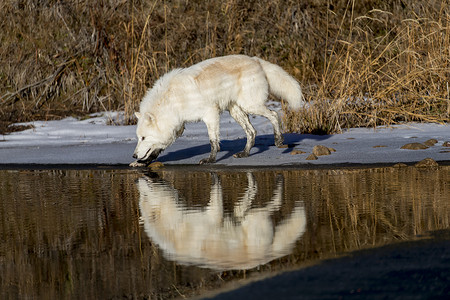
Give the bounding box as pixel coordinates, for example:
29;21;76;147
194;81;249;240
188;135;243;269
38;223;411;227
0;111;448;167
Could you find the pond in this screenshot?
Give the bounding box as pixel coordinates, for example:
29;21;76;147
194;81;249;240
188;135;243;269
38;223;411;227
0;165;449;299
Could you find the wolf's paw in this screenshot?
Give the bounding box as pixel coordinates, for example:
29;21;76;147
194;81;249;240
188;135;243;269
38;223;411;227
275;140;284;147
199;157;216;165
233;151;249;158
274;135;284;147
129;160;147;167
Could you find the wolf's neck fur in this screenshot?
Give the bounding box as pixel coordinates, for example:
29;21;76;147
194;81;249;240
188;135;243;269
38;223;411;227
140;68;184;113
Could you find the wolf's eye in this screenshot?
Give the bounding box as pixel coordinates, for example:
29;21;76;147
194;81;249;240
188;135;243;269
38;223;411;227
141;137;145;141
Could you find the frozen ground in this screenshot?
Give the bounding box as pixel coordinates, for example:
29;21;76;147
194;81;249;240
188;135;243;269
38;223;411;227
0;108;448;167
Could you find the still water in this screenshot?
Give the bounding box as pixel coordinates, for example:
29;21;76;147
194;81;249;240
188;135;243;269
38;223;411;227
0;166;449;299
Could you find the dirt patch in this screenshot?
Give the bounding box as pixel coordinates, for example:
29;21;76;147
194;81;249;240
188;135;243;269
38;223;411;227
401;143;429;150
0;121;36;135
305;154;318;160
312;145;335;156
290;150;306;155
423;139;438;146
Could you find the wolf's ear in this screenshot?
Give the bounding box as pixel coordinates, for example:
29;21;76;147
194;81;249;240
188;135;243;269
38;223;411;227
143;112;154;122
135;112;142;119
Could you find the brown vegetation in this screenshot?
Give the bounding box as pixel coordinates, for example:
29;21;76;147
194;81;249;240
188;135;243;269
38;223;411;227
1;0;449;134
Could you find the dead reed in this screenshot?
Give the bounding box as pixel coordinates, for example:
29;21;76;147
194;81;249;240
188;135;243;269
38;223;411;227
0;0;448;133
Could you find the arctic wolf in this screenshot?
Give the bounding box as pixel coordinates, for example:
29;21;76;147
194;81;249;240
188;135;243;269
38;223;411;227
131;54;304;166
137;173;306;270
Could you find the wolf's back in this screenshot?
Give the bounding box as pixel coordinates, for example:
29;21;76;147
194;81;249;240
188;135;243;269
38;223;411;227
252;57;304;110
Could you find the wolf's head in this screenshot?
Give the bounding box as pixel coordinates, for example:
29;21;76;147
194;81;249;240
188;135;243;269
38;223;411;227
132;112;172;164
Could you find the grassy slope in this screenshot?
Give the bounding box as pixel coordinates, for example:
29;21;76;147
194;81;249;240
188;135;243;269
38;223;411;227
1;0;449;134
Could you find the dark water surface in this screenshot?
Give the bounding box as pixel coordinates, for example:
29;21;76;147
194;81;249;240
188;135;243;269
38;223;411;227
1;166;449;299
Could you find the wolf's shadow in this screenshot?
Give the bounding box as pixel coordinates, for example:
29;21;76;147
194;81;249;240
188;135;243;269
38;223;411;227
157;133;331;163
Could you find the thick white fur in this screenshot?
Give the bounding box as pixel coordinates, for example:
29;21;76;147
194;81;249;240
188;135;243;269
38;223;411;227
131;54;304;166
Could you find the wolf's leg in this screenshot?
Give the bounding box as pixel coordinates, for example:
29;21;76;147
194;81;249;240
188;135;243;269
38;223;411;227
234;173;257;218
248;106;284;147
200;114;221;164
229;104;256;158
176;124;185;138
237;78;283;147
207;173;223;218
199;139;220;164
266;174;283;212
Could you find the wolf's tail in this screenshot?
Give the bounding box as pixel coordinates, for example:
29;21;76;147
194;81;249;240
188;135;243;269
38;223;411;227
253;57;305;110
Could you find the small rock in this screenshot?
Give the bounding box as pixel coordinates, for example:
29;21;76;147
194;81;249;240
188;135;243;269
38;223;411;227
149;161;164;169
401;143;429;150
306;153;318;160
312;145;332;156
129;161;147;167
443;141;450;147
373;145;387;148
393;163;408;168
414;158;439;168
423;139;438;146
290;150;306;155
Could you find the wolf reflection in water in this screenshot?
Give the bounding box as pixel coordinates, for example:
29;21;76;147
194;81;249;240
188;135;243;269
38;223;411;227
137;173;306;270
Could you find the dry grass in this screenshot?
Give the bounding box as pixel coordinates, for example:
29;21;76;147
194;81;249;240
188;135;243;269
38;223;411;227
283;0;450;133
0;0;449;134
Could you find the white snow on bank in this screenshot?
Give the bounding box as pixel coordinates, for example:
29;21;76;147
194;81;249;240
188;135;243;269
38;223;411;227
0;109;448;166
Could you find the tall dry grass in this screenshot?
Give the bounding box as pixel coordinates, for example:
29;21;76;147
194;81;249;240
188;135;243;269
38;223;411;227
0;0;449;133
283;0;450;133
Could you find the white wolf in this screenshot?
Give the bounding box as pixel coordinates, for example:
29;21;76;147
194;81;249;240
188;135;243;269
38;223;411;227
131;54;304;166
